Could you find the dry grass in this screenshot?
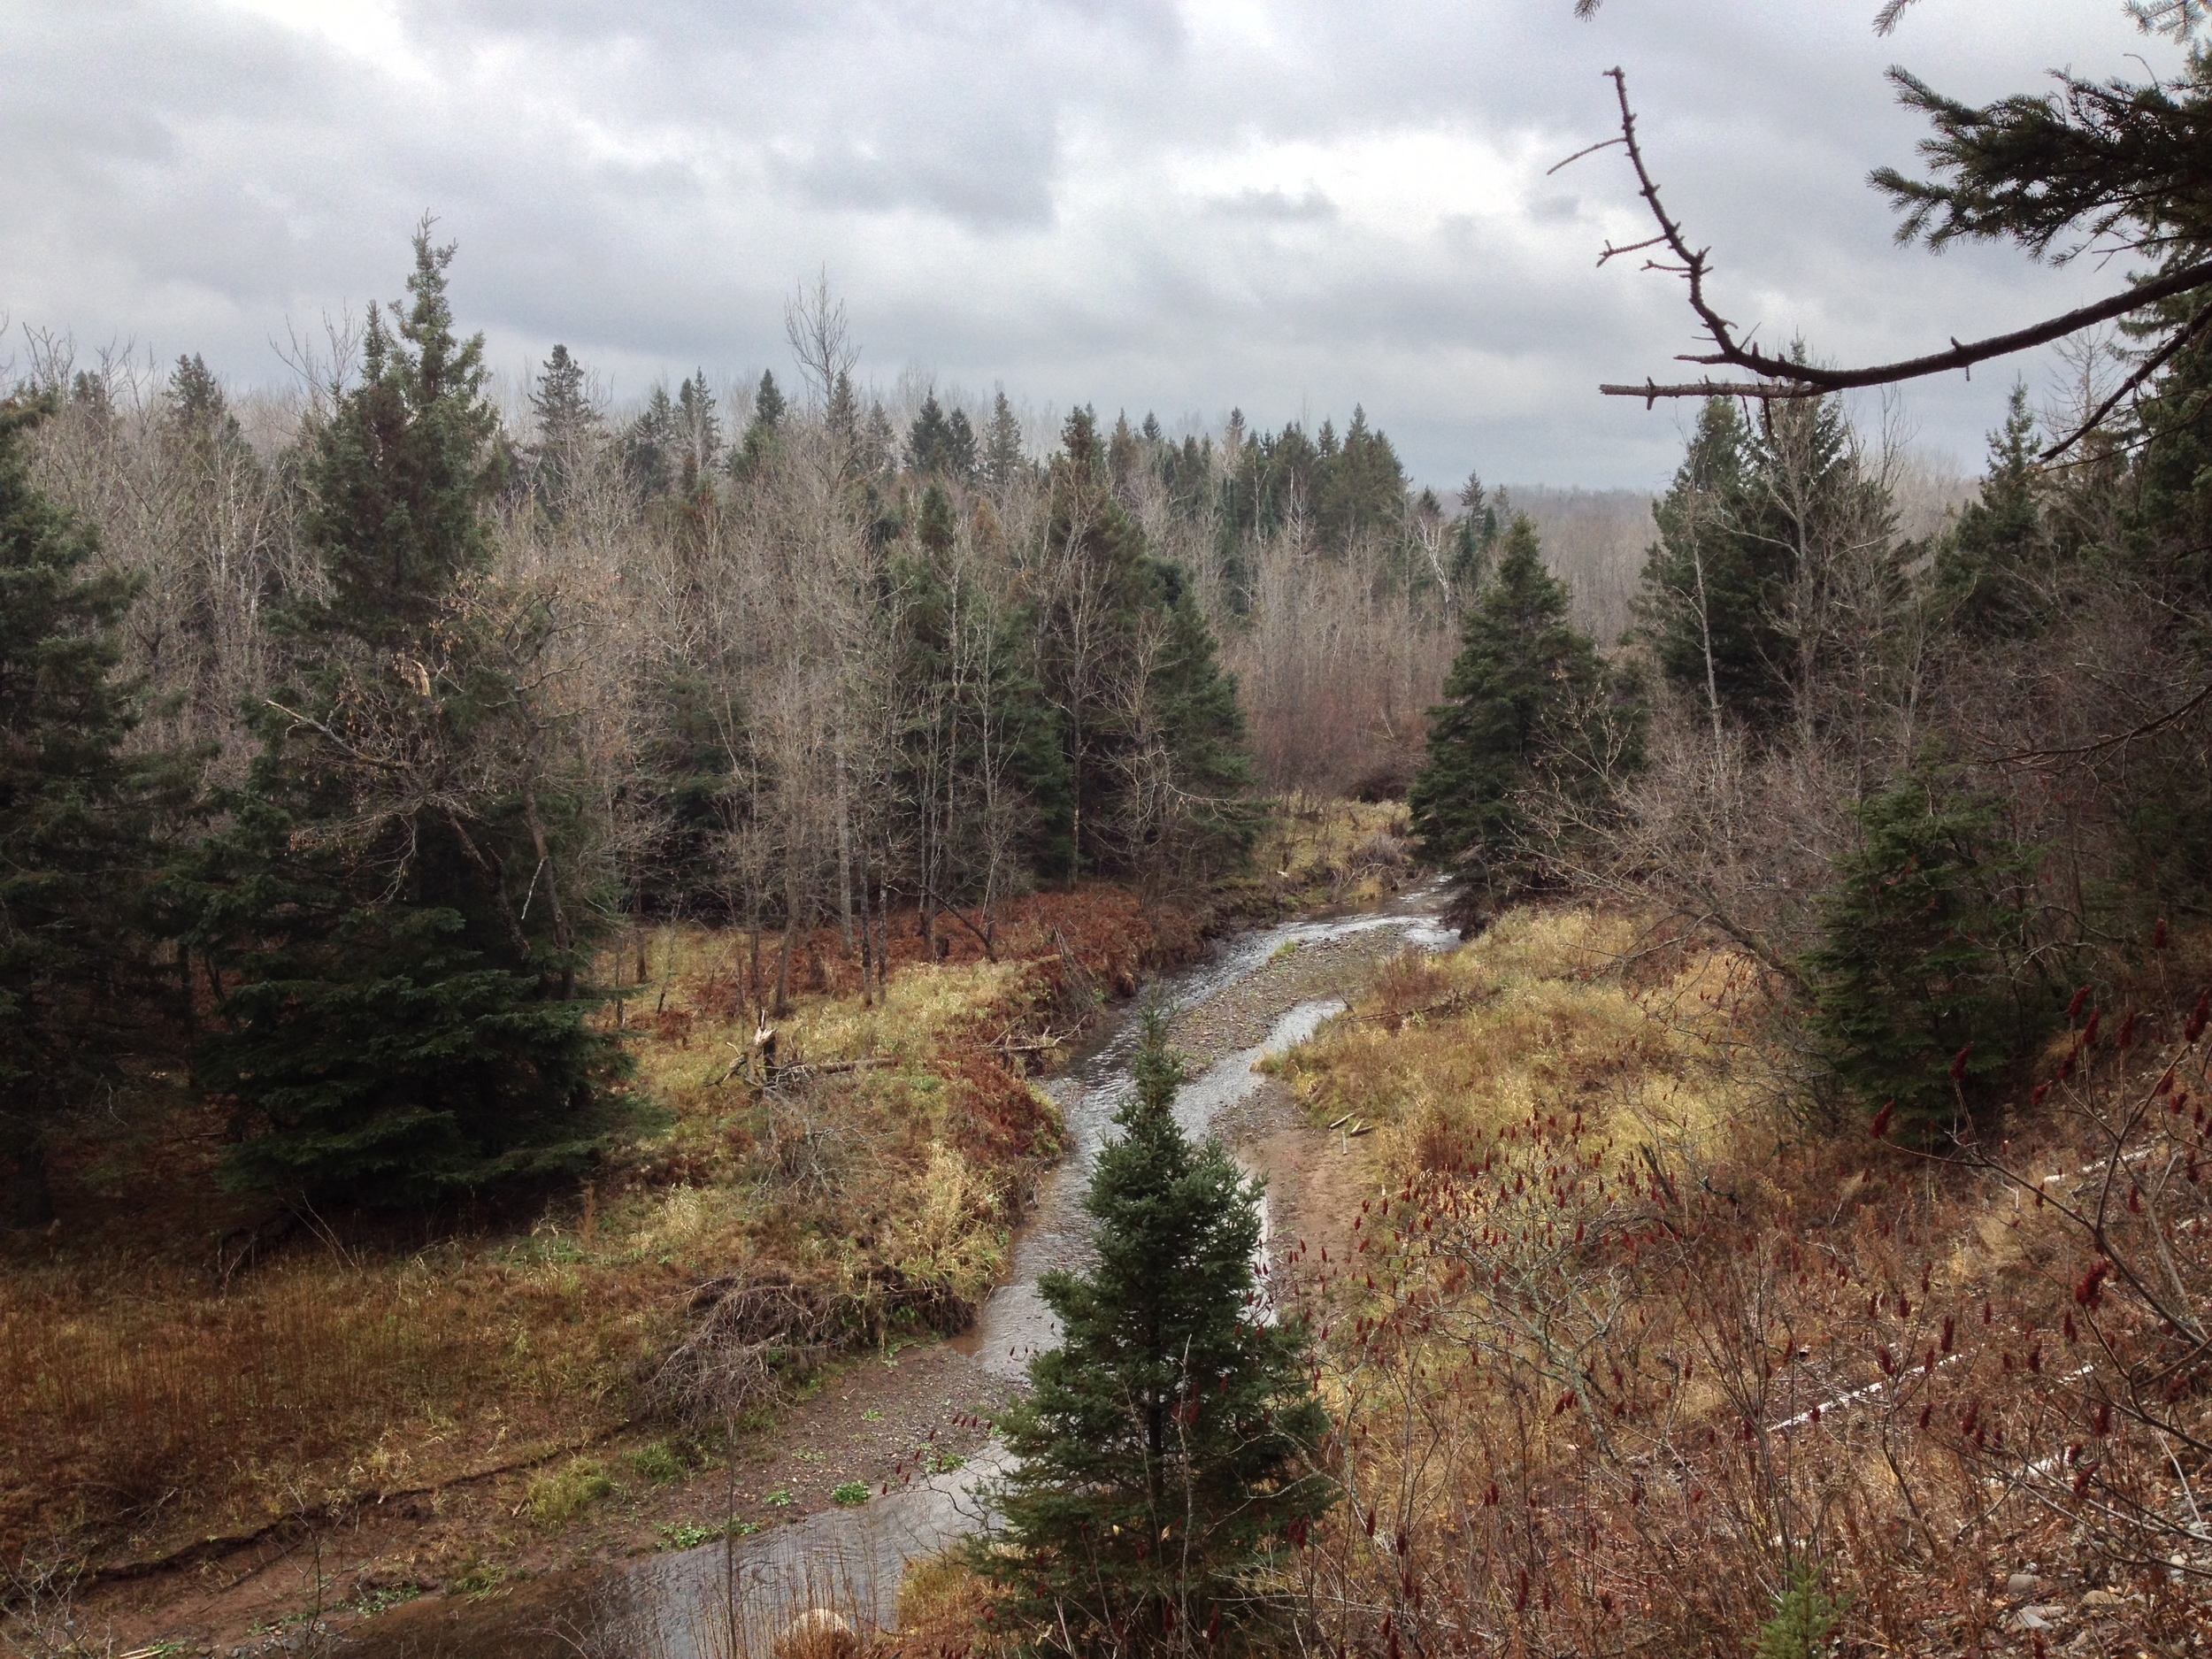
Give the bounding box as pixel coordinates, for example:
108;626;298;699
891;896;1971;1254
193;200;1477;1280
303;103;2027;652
1263;905;2212;1656
0;881;1213;1577
1248;795;1414;912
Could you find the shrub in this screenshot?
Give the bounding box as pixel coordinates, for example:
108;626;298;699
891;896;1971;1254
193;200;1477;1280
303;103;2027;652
526;1457;612;1527
1803;763;2049;1138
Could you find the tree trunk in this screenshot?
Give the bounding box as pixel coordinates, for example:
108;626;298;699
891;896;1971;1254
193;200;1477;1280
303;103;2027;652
835;745;855;954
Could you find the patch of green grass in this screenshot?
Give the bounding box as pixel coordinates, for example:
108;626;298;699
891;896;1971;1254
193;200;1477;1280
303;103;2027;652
657;1519;760;1549
526;1458;613;1528
352;1585;423;1617
449;1555;507;1597
832;1481;871;1506
918;1448;966;1474
861;1408;883;1422
626;1440;687;1486
764;1488;794;1508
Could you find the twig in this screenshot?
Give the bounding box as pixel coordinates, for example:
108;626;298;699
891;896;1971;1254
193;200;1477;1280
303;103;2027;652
1588;66;2212;401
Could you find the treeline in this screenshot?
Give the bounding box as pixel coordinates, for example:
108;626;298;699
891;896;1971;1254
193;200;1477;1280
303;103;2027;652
1413;366;2212;1137
0;232;1510;1224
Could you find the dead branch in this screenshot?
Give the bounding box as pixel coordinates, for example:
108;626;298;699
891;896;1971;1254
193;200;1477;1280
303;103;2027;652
1578;67;2212;402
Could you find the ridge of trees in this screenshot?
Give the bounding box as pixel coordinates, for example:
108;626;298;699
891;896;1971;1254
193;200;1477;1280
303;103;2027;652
0;239;1543;1213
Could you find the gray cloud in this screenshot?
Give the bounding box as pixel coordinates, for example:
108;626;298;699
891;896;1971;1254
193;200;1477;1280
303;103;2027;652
0;0;2186;487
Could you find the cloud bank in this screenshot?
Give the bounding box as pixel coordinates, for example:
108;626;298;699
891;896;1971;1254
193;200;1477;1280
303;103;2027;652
0;0;2181;486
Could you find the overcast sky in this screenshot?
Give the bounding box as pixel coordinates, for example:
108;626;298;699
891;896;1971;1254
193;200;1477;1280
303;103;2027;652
0;1;2184;488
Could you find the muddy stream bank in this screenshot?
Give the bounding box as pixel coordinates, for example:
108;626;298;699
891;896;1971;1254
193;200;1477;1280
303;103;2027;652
322;884;1454;1658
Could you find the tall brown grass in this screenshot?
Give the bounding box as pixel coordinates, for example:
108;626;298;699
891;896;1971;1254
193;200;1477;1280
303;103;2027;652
0;1248;649;1563
1262;909;2211;1656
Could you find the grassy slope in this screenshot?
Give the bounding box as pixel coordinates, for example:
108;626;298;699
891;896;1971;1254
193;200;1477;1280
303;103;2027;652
0;802;1412;1592
1254;906;2212;1657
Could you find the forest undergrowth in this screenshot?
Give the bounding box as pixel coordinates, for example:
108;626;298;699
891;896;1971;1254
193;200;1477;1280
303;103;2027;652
0;804;1405;1592
895;904;2212;1657
1248;910;2212;1657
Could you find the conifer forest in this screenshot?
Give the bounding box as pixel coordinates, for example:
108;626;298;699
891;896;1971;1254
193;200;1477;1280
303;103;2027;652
4;3;2212;1656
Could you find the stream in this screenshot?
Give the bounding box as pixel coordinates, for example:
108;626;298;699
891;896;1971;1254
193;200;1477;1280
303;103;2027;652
340;883;1454;1658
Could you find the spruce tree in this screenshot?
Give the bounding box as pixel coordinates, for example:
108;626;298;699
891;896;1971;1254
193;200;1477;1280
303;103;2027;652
983;389;1025;494
734;370;785;479
183;228;624;1204
1932;386;2048;635
941;406;979;485
1034;410;1253;882
625;386;680;499
1635;396;1784;726
974;1010;1333;1652
0;398;187;1226
1803;764;2047;1140
907;392;953;476
1409;518;1620;895
527;343;599;507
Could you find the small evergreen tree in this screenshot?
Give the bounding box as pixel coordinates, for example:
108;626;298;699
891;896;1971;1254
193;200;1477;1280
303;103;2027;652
1409;518;1626;897
0;398;188;1226
974;1009;1334;1653
1803;763;2048;1140
733;370;785;480
183;227;625;1204
1932;386;2048;635
1753;1564;1850;1659
527;343;599;507
983;388;1026;494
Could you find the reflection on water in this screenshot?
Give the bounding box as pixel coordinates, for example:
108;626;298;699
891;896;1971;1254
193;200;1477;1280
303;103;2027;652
341;885;1451;1656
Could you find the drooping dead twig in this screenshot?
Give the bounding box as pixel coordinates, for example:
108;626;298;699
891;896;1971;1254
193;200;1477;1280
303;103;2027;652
1573;66;2212;403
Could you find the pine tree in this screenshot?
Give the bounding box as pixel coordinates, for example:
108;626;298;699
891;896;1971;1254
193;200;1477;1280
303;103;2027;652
907;392;953;476
0;398;188;1226
974;1010;1334;1652
733;370;785;480
182;227;625;1204
1803;763;2047;1140
527;344;599;506
983;389;1025;494
1932;386;2048;635
1409;518;1621;896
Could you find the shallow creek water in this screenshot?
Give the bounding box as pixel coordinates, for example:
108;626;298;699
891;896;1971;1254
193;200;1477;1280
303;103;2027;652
341;886;1454;1657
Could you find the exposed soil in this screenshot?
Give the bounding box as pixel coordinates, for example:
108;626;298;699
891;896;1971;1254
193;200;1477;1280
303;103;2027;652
57;1341;1010;1656
1217;1081;1379;1275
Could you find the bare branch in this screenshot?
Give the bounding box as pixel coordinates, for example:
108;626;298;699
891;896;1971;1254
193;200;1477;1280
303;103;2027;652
1592;65;2212;401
